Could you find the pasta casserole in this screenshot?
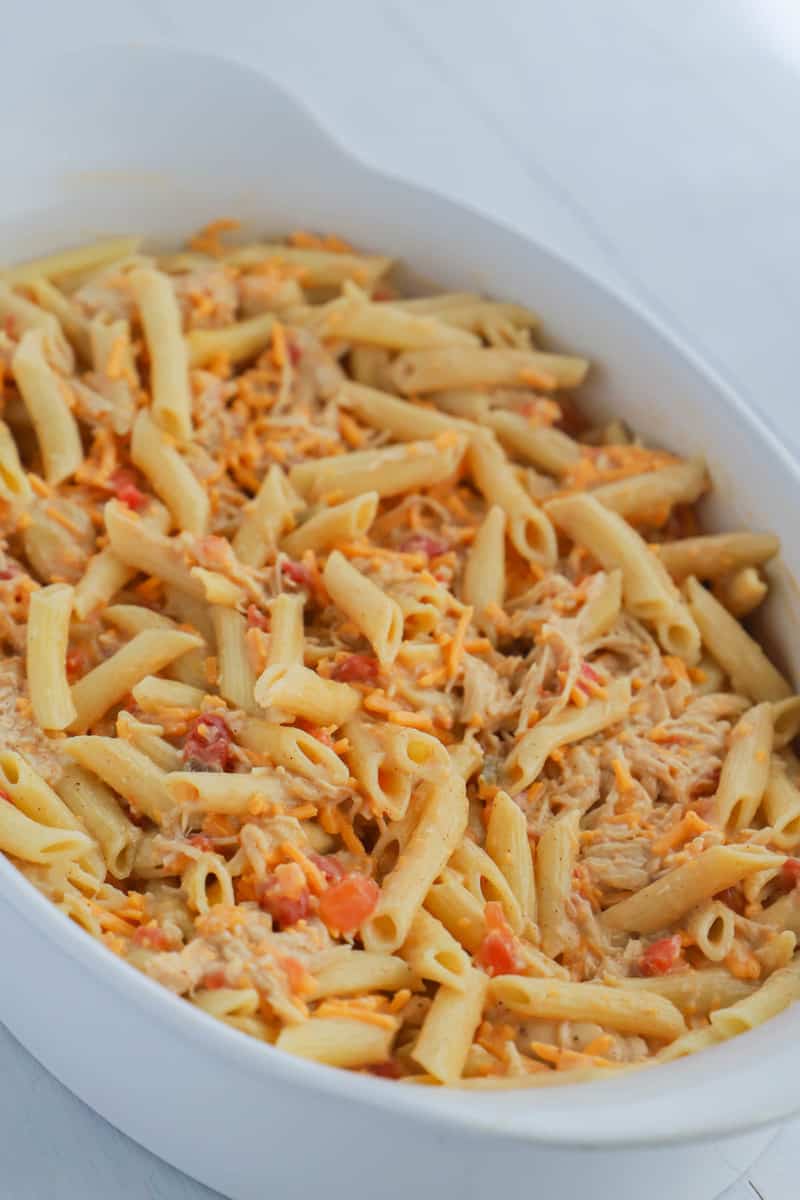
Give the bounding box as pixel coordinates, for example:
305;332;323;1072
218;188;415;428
1;222;799;1087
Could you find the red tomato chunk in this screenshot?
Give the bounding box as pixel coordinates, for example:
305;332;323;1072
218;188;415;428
318;875;379;934
182;713;233;771
132;923;172;951
782;859;800;889
282;560;313;587
475;902;525;977
257;877;311;928
246;603;269;630
638;934;683;977
332;654;379;684
309;852;346;882
110;467;147;511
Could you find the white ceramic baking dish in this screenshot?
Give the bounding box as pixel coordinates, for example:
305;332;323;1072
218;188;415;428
1;43;799;1200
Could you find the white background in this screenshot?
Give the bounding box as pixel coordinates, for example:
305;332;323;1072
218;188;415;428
3;1;800;1196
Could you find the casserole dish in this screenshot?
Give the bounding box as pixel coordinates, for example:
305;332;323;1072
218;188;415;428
0;42;798;1200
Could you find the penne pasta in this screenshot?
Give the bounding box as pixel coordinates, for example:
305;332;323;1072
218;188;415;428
117;712;183;773
485;409;581;476
73;504;171;620
577;569;623;640
311;293;479;349
212;606;257;711
313;951;415;998
282;493;378;558
602;845;785;934
0;282;74;371
712;566;767;619
224;243;392;289
275;1015;397;1069
536;810;580;958
391;346;588;394
2;236;143;285
761;761;800;850
28;278;92;363
411;967;488;1084
710;958;800;1038
546;492;700;663
254;663;360;726
323;551;404;665
338;380;472;442
0;419;32;504
104;500;212;601
27;583;76;731
490;976;686;1041
64;737;174;826
69;629;203;733
462;505;506;619
0;797;91;866
363;771;468;953
709;703;773;830
400;908;471;990
506;677;631;793
131;410;209;535
166;770;285;814
588;457;708;522
130;267;192;440
186;312;275;368
468;432;557;565
654;531;780;584
685;575;791;701
239;719;349;787
289;434;468;503
615;968;756;1016
56;763;141;880
232;465;301;568
11;329;83;484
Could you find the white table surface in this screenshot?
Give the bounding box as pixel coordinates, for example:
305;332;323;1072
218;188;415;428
5;1;800;1195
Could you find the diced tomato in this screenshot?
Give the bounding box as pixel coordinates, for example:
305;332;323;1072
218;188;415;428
182;713;233;772
66;647;88;681
638;934;683;977
332;653;379;684
399;533;449;559
716;886;746;915
367;1060;402;1078
4;315;17;337
202;969;227;990
246;603;269;630
257;876;311;928
282;559;313;587
0;789;10;803
132;922;172;951
109;467;147;511
288;341;302;366
0;563;16;581
187;834;216;853
782;859;800;890
308;852;346;882
580;662;602;684
475;901;525;977
294;718;335;747
318;874;379;934
371;289;393;302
